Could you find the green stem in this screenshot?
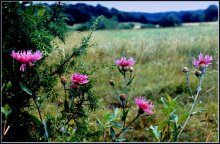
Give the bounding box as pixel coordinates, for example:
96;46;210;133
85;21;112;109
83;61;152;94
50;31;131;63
122;101;126;127
124;73;128;95
112;85;120;95
177;74;204;140
32;94;43;122
116;113;140;139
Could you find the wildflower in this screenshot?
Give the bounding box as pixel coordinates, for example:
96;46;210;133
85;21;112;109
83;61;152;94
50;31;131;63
134;96;154;115
11;50;43;72
71;73;89;88
115;57;136;68
192;53;213;68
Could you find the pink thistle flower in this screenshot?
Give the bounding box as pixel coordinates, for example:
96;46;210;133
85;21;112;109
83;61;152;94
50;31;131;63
71;73;89;88
134;96;154;115
192;53;213;68
115;57;136;67
11;50;43;72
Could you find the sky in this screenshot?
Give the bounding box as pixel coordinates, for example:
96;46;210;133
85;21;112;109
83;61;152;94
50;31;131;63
35;1;219;13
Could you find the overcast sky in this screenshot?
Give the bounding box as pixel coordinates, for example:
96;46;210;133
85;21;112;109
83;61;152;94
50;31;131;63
35;1;219;13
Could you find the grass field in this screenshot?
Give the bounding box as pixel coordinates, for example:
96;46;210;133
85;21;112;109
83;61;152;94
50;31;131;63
34;23;218;142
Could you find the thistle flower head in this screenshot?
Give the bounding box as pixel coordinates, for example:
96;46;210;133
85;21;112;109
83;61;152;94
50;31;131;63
134;96;154;115
192;53;213;68
115;57;136;67
71;73;89;88
11;50;43;72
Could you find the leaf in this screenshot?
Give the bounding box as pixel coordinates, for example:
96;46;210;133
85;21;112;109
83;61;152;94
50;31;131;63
37;8;46;17
68;119;75;125
160;97;168;108
19;82;32;95
111;121;123;129
186;86;193;97
117;66;124;75
127;74;136;86
166;95;172;103
29;114;43;126
149;125;161;140
41;92;50;101
2;81;12;91
110;127;116;140
1;83;5;92
190;109;206;116
25;14;37;24
96;118;101;127
103;113;111;123
1;104;12;118
109;108;119;122
121;109;129;121
172;123;178;142
158;120;168;131
169;100;177;108
169;110;178;123
43;120;49;140
177;112;189;125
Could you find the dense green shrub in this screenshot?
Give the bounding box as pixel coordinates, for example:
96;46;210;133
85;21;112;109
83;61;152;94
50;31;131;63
2;2;100;142
140;24;156;29
118;23;135;29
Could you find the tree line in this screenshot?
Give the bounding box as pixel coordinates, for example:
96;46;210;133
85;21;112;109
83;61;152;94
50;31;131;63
45;3;218;27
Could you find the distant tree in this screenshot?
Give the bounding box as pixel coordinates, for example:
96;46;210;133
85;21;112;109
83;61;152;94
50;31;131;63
110;7;119;16
204;5;218;21
95;4;112;18
117;11;128;22
182;12;192;23
190;13;204;22
159;14;182;27
140;15;149;23
65;13;75;25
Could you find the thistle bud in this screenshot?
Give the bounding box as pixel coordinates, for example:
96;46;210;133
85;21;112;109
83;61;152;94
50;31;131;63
182;67;189;73
120;93;127;101
109;80;115;86
195;70;202;77
122;66;129;72
128;67;134;72
61;76;67;85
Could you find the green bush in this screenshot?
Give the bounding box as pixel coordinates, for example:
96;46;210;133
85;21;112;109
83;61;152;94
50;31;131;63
140;24;156;29
2;2;101;142
118;23;135;29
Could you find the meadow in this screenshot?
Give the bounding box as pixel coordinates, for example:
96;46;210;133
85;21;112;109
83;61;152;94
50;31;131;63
33;23;218;142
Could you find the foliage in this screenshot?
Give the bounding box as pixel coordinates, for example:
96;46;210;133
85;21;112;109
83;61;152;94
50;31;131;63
204;5;218;21
159;14;182;27
2;1;101;142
